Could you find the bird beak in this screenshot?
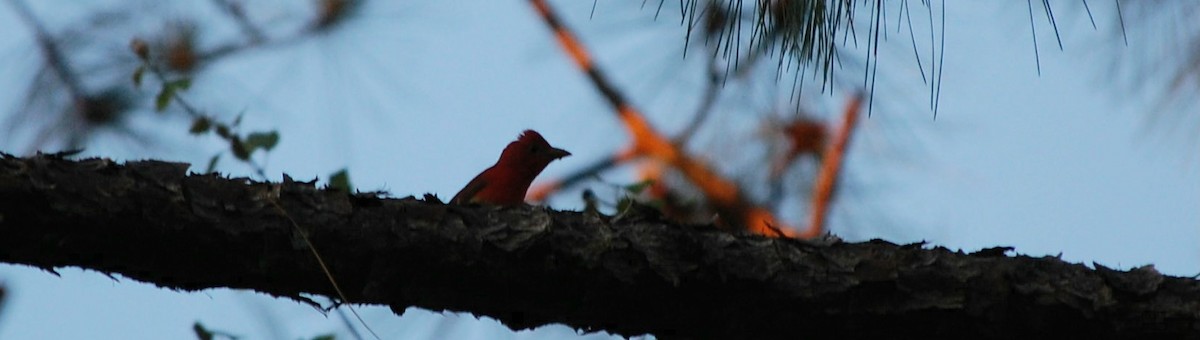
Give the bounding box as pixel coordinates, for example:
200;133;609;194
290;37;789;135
549;147;571;159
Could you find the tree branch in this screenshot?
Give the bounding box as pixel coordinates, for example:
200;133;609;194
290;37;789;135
0;153;1198;339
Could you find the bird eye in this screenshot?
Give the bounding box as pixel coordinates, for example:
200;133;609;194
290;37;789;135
530;145;540;153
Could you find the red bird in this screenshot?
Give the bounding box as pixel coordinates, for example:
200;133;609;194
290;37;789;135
451;130;571;205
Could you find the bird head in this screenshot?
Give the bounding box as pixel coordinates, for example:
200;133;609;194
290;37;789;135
497;130;571;174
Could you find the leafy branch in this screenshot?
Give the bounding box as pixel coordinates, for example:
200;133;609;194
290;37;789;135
130;39;278;179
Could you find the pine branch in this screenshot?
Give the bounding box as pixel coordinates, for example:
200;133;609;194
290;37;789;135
0;153;1198;339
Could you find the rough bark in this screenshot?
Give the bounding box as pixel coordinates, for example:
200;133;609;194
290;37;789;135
0;153;1197;339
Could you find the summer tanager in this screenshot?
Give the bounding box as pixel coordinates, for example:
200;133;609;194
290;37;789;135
450;130;571;205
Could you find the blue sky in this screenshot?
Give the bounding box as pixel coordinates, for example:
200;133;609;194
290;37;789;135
1;1;1196;339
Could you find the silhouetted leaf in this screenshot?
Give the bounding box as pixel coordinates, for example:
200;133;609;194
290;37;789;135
329;168;351;192
204;154;221;174
189;117;211;134
230;138;250;160
132;66;145;88
244;131;279;152
154;78;191;112
155;87;173;111
171;78;192;91
193;322;214;340
192;321;240;340
215;125;231;139
623;179;655;194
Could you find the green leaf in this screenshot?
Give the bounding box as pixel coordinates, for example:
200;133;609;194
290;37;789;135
204;154;221;174
132;66;145;88
616;196;634;215
623;179;655;194
189;117;211;134
244;131;280;152
329;168;351;192
311;334;336;340
170;78;192;91
155;78;192;112
155;85;174;111
230;138;250;160
215;125;231;139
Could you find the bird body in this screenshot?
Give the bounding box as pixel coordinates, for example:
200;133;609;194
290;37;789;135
451;130;570;205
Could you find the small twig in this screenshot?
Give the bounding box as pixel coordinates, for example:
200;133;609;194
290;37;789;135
672;55;722;147
160;1;337;75
532;0;767;203
211;0;267;44
143;64;203;117
7;0;88;103
805;94;861;239
527;146;636;202
139;60;269;179
269;198;382;340
530;0;797;237
335;299;367;340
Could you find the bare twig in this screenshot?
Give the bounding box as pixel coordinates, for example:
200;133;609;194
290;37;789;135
138;55;269;179
806;94;861;239
530;0;798;237
527;147;636;202
211;0;267;44
6;0;87;101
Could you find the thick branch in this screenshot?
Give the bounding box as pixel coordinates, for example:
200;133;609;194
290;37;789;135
0;153;1198;339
